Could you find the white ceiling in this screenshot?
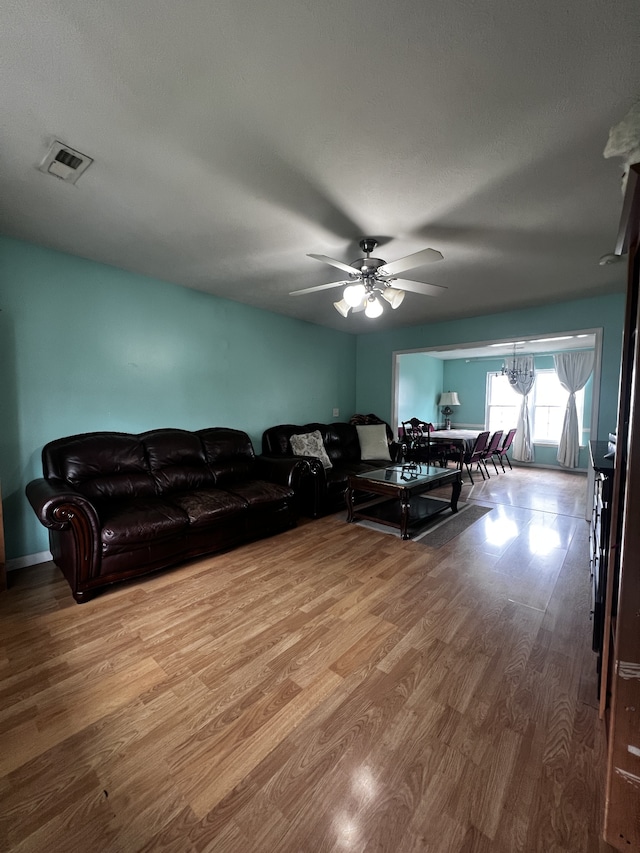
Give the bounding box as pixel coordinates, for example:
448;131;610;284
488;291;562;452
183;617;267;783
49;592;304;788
0;0;637;332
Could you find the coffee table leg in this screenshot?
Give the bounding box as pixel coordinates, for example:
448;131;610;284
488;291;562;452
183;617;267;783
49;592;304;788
400;490;410;539
451;473;462;513
346;485;355;523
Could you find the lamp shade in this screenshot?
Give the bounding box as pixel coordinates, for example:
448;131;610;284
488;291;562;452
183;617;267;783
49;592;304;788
364;296;383;318
438;391;460;407
381;287;405;309
333;298;351;317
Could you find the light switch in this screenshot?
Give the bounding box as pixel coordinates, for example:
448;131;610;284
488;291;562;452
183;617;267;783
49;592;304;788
332;408;339;417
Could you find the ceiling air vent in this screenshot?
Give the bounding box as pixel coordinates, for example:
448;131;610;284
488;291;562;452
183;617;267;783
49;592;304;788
38;140;93;185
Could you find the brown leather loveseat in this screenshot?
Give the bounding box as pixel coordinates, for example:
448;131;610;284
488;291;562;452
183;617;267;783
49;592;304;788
261;417;400;517
26;427;307;603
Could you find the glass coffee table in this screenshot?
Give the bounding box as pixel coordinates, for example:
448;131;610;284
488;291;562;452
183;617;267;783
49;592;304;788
346;462;462;540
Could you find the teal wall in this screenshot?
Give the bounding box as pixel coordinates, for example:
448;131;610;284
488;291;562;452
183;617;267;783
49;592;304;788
441;357;490;427
0;236;357;560
355;293;625;449
397;353;443;429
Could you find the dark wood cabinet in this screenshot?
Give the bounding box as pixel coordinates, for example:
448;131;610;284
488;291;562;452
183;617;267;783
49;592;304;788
0;481;4;592
589;441;614;674
600;163;640;850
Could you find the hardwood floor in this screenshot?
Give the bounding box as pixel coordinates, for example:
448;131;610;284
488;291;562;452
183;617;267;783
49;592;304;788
0;467;615;852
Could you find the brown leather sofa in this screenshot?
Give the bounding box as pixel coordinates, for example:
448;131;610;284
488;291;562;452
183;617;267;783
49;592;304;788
261;418;400;517
26;427;307;603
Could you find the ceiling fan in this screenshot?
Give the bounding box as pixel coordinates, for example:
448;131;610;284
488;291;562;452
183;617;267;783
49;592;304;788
290;238;446;318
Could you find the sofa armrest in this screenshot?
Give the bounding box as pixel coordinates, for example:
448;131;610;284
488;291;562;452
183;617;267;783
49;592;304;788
256;455;325;517
26;478;101;533
389;441;403;463
254;455;316;488
27;478;110;599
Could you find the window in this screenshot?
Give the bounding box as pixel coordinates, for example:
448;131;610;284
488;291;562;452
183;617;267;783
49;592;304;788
486;370;585;444
532;370;584;442
486;373;519;433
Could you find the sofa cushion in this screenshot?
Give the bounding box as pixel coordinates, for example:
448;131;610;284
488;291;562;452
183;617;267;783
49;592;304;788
290;430;332;469
322;423;362;464
324;461;382;487
197;428;255;485
225;479;294;509
43;432;157;500
140;429;216;493
99;499;189;555
167;489;247;528
356;424;391;462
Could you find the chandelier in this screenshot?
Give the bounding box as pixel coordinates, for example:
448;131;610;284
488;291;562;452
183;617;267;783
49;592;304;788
500;344;533;386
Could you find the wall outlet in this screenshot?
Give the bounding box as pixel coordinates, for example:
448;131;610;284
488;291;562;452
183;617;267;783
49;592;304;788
332;408;339;417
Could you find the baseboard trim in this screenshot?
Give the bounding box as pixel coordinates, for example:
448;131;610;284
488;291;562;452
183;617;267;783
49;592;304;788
7;551;53;572
511;461;587;474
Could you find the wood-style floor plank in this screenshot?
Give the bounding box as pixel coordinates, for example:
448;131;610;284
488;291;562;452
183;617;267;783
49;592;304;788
0;467;615;851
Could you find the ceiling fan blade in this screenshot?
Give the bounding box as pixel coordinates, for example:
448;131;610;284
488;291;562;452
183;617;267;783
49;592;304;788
307;254;359;276
290;279;351;296
393;279;447;297
378;247;444;276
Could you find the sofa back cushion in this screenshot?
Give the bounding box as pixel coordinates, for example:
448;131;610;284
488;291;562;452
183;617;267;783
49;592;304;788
262;422;362;465
261;423;331;456
140;429;216;493
42;432;157;500
197;428;255;485
262;423;310;456
322;423;362;463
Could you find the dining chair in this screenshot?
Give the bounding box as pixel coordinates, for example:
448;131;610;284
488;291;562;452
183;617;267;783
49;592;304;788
461;430;490;484
481;430;504;475
493;428;517;471
401;418;433;464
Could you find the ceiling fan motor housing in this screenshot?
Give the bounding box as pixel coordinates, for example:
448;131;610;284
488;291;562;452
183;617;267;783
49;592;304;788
354;256;386;275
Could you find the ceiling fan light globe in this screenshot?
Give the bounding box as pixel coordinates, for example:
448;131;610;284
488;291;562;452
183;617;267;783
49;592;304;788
333;298;351;318
381;287;405;309
343;283;366;307
364;297;383;318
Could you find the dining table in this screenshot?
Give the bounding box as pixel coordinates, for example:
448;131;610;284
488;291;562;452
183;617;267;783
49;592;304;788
427;428;484;467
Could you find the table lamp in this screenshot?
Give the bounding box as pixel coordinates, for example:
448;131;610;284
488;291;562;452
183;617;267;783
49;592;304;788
438;391;460;429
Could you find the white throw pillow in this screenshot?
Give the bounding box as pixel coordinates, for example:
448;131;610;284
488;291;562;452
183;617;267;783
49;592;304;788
356;424;391;461
290;430;333;469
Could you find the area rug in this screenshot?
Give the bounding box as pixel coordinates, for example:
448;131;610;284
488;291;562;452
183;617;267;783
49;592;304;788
341;501;493;548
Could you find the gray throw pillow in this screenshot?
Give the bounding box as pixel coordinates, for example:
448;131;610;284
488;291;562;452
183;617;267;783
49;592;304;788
290;430;333;469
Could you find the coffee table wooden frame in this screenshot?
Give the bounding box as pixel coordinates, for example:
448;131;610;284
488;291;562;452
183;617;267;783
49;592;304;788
346;464;462;540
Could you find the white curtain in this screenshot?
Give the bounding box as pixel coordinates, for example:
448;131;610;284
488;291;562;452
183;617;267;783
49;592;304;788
509;355;536;462
554;351;594;468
